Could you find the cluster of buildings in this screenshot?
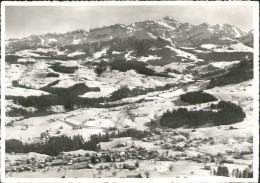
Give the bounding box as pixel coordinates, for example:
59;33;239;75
5;146;160;173
6;127;251;178
5;128;212;174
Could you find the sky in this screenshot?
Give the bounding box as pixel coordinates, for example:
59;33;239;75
5;5;254;39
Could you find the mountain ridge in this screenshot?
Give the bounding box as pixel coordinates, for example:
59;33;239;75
6;16;253;53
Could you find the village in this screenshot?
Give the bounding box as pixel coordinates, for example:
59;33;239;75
6;127;253;178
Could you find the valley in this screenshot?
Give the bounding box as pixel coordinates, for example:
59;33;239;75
4;16;255;178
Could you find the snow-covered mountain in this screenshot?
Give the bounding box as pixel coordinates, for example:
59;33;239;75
6;16;252;53
238;29;254;47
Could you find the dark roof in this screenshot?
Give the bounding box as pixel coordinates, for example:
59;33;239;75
127;174;143;178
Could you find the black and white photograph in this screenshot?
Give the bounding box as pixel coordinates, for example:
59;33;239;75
1;1;259;182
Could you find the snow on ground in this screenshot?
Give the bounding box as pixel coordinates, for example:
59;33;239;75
79;84;118;98
36;36;45;46
62;149;96;156
138;55;162;62
13;62;59;89
6;117;72;142
180;47;195;50
67;51;85;57
232;27;243;38
5;64;27;87
147;32;157;39
5;109;108;142
73;67;97;80
14;50;43;57
156;20;176;30
48;38;58;43
17;58;37;63
73;39;82;45
34;48;55;53
92;48;108;59
164;62;194;72
194;141;252;156
200;44;216;50
228;43;253;52
5;39;19;46
6;87;50;97
200;43;253;52
98;69;187;89
124;51;135;61
210;61;240;69
50;79;82;88
5;79;204;143
165;46;202;61
8;160;250;178
6;152;50;164
6;97;161;142
58;60;78;67
182;80;254;151
207;28;214;32
112;51;123;55
221;37;235;41
205;80;253;102
24;47;67;56
99;137;159;150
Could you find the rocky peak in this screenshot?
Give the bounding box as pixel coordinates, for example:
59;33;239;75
198;22;211;28
163;16;178;22
247;29;253;35
5;16;252;52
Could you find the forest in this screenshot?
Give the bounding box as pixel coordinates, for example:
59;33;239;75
11;80;192;109
95;58;170;77
207;58;253;89
180;90;218;104
160;101;246;129
6;129;151;156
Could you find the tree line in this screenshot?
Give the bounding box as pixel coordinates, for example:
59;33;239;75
11;79;192;108
95;58;170;78
207;58;253;89
160;100;246;129
6;129;151;156
180;91;218;104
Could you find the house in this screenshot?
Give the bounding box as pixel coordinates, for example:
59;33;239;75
67;160;74;165
120;151;125;156
51;160;67;166
38;164;45;169
137;156;143;160
141;157;147;160
185;157;192;160
77;157;90;163
21;126;28;130
127;174;143;178
148;150;159;159
23;166;32;171
71;162;93;169
142;138;150;142
101;46;110;50
115;158;120;162
205;165;211;170
49;118;56;122
123;164;136;171
138;148;148;156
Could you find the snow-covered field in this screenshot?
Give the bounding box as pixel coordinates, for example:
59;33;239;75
7;159;250;178
200;43;253;52
5;79;254;146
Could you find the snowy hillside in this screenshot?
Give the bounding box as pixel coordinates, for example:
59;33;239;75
5;15;255;179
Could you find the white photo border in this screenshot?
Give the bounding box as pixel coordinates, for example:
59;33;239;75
1;1;259;183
